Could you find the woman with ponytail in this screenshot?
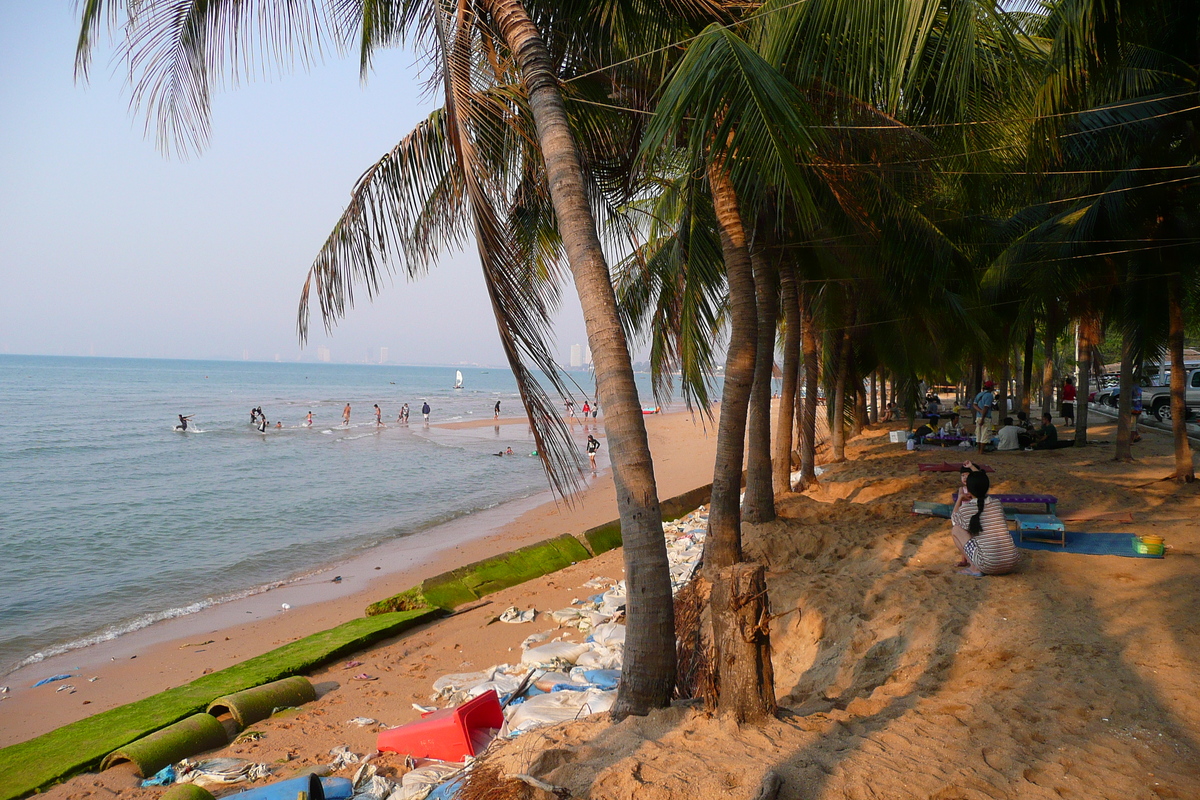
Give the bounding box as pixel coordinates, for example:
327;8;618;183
950;462;1020;576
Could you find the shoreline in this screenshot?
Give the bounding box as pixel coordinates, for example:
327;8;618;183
0;408;717;747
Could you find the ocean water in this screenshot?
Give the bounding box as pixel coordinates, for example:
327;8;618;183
0;355;641;675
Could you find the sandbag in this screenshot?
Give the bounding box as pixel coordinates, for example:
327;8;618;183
520;642;591;666
505;689;616;734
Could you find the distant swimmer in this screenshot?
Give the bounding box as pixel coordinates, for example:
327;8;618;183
275;421;283;429
494;400;501;419
422;401;431;423
250;407;258;424
374;404;383;426
586;434;601;472
175;414;194;431
305;412;313;427
342;403;352;426
258;417;268;433
506;446;514;455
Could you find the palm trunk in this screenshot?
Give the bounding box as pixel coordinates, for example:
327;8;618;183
490;0;673;716
1074;316;1093;446
744;252;777;524
1168;276;1195;481
998;330;1010;424
773;265;800;494
800;288;819;486
705;158;775;723
831;326;849;462
1114;335;1134;462
705;158;756;569
1042;313;1057;416
1022;325;1035;415
870;371;879;424
852;380;867;437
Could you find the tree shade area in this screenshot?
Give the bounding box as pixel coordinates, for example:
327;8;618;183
77;0;1200;722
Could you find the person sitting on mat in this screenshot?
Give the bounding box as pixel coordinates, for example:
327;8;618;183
913;415;940;442
949;463;1020;577
941;413;964;436
1032;412;1073;449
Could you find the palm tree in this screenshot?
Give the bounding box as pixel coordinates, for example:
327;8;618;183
76;0;683;716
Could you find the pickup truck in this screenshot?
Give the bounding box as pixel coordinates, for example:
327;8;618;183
1140;370;1200;422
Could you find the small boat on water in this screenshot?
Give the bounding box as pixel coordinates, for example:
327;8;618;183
454;370;464;389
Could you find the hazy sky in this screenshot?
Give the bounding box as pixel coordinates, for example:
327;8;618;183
0;3;595;366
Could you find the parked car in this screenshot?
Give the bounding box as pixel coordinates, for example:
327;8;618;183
1094;375;1156;408
1140;370;1200;422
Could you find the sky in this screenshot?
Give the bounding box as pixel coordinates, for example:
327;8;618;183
0;3;594;366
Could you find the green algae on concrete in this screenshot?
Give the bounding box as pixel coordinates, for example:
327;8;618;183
584;484;712;555
207;676;317;731
420;533;592;609
0;608;437;800
99;712;228;777
365;586;431;617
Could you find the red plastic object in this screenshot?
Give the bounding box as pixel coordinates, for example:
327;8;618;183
377;690;505;762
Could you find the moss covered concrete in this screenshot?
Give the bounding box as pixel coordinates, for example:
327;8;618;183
420;534;591;609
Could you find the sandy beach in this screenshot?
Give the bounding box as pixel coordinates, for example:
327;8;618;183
12;409;1200;800
0;409;718;747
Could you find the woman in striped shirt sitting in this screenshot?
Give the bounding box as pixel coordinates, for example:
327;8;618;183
950;464;1020;577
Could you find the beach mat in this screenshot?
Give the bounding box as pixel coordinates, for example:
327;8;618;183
1057;510;1136;523
918;462;993;473
1011;531;1163;558
912;501;952;518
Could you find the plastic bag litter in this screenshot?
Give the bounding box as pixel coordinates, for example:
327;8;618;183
348;717;377;727
520;642;592;666
574;669;621;691
581;577;614;589
141;765;176;787
388;763;465;800
351;763;396;800
176;758;272;786
498;607;536;624
505;688;617;734
587;622;626;647
330;746;362;770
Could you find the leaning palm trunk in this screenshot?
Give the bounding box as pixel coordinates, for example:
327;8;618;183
869;372;879;424
488;0;674;715
799;289;820;486
1114;335;1134;462
705;158;756;569
773;265;800;493
1074;316;1093;446
704;157;775;724
744;251;778;523
1167;276;1195;482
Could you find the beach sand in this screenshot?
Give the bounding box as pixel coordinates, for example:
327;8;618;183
16;410;1200;800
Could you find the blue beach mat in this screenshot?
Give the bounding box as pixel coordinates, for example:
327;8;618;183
1011;531;1163;559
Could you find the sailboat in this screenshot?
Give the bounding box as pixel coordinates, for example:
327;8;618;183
454;370;464;389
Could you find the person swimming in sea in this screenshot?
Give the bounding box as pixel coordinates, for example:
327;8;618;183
275;421;283;429
176;414;193;431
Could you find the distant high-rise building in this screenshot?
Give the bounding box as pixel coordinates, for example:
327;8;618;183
317;346;331;363
584;346;592;366
569;343;583;368
274;354;281;362
379;347;389;364
242;349;250;361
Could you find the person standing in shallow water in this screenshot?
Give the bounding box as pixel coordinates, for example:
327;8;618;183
422;401;431;423
374;404;383;426
586;434;601;472
494;400;501;419
342;403;351;426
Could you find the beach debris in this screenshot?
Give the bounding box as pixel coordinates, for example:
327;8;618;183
55;684;76;694
0;686;9;693
233;730;266;743
176;757;272;786
329;746;361;770
352;674;378;681
349;762;398;800
506;688;617;734
548;608;582;625
520;631;550;650
394;763;465;800
348;717;377;727
332;575;343;583
32;673;73;688
140;765;176;787
344;660;363;669
180;640;215;649
87;677;99;682
581;577;614;589
411;703;437;714
281;603;291;611
497;607;536;624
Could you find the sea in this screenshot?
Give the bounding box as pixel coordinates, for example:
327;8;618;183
0;355;656;676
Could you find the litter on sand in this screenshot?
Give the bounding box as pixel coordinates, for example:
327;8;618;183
348;717;377;727
140;765;176;787
32;674;74;688
498;607;537;624
175;758;272;786
352;673;377;681
328;746;361;770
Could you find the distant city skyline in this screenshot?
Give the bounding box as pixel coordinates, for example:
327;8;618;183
0;5;602;369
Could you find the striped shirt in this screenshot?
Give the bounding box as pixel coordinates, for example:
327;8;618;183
952;496;1020;574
